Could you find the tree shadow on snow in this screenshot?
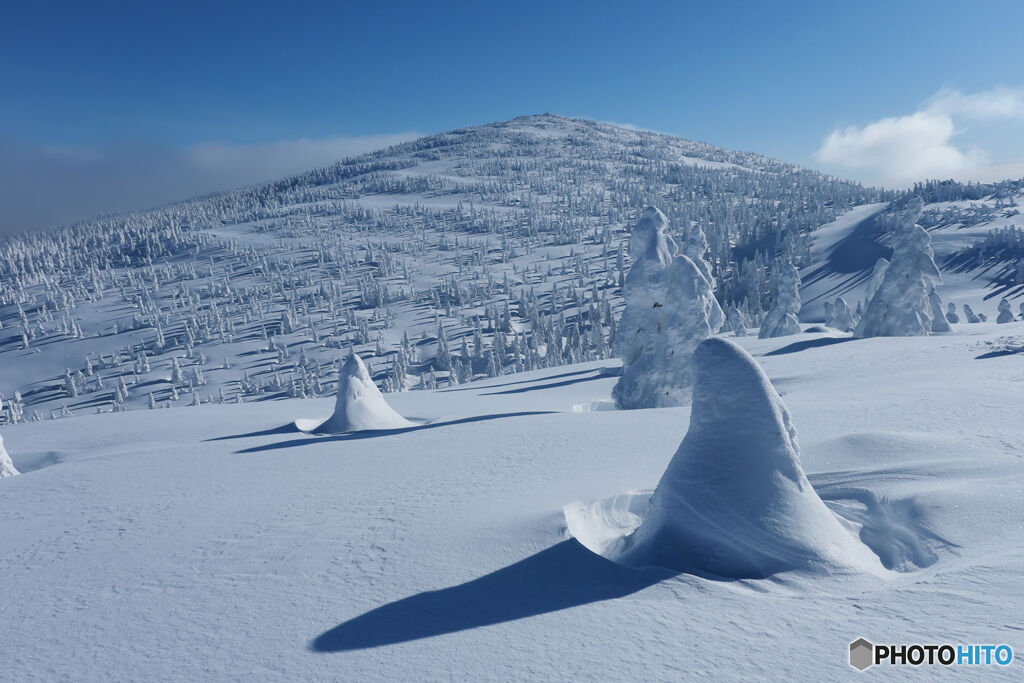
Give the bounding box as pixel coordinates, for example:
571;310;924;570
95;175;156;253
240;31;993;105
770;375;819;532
976;347;1024;360
232;411;557;453
481;373;606;395
763;336;857;356
439;367;597;393
310;539;670;652
205;422;301;442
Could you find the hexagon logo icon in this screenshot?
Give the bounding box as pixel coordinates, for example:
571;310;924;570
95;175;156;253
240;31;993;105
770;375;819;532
849;638;874;671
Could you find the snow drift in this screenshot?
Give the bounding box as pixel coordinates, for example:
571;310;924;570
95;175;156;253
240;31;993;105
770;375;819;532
295;354;412;433
613;337;879;578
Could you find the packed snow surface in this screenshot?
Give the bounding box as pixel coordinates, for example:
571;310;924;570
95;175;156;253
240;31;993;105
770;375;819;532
2;321;1024;679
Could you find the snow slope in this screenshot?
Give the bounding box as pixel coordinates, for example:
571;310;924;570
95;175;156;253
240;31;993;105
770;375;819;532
801;191;1024;322
3;321;1024;679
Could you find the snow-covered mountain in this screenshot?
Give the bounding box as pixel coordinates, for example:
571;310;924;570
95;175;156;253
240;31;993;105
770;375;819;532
5;115;1021;427
0;114;895;422
3;115;1024;679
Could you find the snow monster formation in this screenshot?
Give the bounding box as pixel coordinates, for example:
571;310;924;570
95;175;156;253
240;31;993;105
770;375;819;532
613;207;724;410
295;354;412;433
616;338;878;578
996;298;1016;324
856;197;947;337
0;398;18;478
758;259;802;338
829;297;857;332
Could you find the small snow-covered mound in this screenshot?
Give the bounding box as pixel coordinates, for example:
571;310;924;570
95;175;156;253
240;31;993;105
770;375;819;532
0;435;18;478
611;337;880;578
295;355;413;433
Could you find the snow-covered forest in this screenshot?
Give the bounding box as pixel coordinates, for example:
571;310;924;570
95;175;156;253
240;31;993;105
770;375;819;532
1;115;899;422
4;117;1022;426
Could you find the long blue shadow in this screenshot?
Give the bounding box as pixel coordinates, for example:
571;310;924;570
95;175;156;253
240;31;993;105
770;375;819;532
976;347;1024;359
206;422;301;442
763;336;856;356
481;373;604;395
310;539;669;652
234;411;557;453
440;367;597;393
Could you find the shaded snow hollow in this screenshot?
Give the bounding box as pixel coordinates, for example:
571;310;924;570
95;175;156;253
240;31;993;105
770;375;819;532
602;338;882;578
295;355;412;433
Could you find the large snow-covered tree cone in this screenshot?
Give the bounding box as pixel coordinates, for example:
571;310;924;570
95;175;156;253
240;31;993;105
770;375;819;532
616;338;879;578
758;260;802;338
295;354;412;433
856;197;945;338
0;399;18;478
613;208;724;410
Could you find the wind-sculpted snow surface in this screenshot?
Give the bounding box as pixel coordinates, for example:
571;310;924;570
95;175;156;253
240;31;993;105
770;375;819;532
295;354;412;433
615;338;880;578
856;198;946;338
613;208;723;409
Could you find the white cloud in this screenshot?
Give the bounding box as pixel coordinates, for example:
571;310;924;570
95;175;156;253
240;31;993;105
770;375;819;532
814;86;1024;187
0;132;419;233
925;85;1024;121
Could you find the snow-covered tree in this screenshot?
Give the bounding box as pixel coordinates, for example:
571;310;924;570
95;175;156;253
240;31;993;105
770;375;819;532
613;207;724;409
299;354;412;433
856;198;945;338
726;304;747;337
759;260;801;338
829;297;857;332
615;338;875;576
864;257;890;307
997;298;1016;324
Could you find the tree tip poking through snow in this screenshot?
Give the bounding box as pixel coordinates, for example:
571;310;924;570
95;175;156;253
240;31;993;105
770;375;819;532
613;337;879;578
295;354;412;434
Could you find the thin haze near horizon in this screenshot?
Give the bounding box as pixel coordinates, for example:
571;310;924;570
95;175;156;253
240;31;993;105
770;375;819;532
3;0;1024;232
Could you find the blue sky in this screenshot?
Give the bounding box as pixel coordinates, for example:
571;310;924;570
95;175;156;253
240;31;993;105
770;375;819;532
3;0;1024;229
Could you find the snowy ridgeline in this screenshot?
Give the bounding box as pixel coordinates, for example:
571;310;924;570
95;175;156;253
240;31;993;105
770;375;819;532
0;115;1021;425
